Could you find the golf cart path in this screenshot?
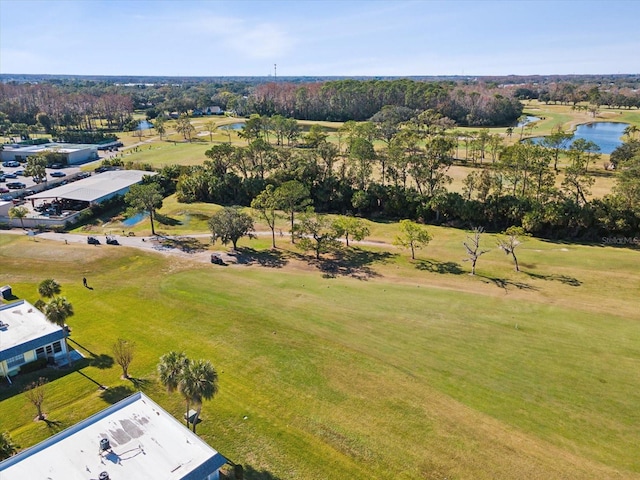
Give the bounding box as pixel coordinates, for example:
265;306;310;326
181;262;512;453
1;229;393;265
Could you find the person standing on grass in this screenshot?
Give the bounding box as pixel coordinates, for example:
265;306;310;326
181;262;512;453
82;277;87;288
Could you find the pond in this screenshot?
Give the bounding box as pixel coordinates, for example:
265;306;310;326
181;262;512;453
217;122;245;130
530;122;629;155
516;116;540;127
136;120;154;130
122;212;148;226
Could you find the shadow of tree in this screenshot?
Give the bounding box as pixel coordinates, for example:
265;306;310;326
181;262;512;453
525;272;582;286
478;274;538;292
100;385;135;404
129;377;152;391
90;354;115;369
159;236;208;253
314;248;395;280
190;213;210;221
233;247;288;268
415;259;464;275
155;214;182;226
44;418;66;433
68;339;114;369
77;370;108;390
236;464;283;480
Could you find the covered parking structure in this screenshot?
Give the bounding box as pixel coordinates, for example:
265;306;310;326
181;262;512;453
24;169;156;208
1;170;157;228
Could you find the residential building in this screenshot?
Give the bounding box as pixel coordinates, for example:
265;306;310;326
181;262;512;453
0;392;228;479
0;300;68;379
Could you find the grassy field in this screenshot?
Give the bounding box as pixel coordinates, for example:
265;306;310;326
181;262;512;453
1;219;639;479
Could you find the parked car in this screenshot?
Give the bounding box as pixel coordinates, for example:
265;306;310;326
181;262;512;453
2;161;20;168
106;236;120;245
0;176;5;183
1;194;13;201
0;187;9;194
210;253;224;265
4;173;17;179
50;163;64;169
14;169;25;176
50;171;66;178
6;182;26;189
87;236;100;245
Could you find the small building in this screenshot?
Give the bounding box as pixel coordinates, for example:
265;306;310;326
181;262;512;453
0;392;228;480
205;106;223;115
0;143;99;165
0;299;68;379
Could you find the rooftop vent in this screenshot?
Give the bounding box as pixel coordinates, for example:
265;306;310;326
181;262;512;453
99;438;111;452
99;472;110;480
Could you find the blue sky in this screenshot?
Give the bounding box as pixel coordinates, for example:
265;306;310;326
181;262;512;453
1;0;638;77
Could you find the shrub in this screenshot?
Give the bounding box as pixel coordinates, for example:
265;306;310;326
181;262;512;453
20;357;48;374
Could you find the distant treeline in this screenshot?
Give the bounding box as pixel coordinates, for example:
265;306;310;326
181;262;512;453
251;80;523;126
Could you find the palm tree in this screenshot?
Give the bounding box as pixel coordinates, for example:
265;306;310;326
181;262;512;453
157;351;189;393
0;431;18;461
8;206;28;229
179;359;219;433
38;278;61;299
44;297;74;366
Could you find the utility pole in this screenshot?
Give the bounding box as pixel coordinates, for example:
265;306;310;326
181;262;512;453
274;63;277;81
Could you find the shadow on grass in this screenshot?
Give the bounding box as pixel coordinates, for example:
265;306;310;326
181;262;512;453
314;248;395;280
100;385;135;404
129;377;152;391
415;259;464;275
156;213;182;226
0;358;99;402
77;370;108;390
477;274;538;292
68;339;114;369
525;272;582;286
158;236;208;253
232;247;288;268
44;418;66;433
236;464;283;480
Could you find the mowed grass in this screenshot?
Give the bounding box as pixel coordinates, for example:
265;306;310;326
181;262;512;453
1;225;639;479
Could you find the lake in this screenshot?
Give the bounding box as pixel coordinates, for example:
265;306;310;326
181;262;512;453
218;122;245;130
531;122;629;155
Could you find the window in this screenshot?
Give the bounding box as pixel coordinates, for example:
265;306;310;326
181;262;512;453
53;341;62;353
36;347;45;358
6;354;25;368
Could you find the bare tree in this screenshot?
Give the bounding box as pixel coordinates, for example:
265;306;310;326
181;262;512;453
498;226;527;272
463;227;489;275
24;377;48;420
113;338;135;379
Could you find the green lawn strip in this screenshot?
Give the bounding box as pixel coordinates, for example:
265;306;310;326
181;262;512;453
1;228;640;477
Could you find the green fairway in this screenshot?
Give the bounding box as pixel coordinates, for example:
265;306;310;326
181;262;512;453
1;223;639;479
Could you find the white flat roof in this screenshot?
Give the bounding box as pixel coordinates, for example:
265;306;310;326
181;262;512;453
2;143;96;154
0;392;227;480
26;170;156;203
0;300;63;361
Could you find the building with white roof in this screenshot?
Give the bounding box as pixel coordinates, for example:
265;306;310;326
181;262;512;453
25;170;156;205
0;142;99;165
0;299;68;379
0;392;228;480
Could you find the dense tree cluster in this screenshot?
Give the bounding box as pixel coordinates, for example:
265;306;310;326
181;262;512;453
166;113;640;242
251;79;523;126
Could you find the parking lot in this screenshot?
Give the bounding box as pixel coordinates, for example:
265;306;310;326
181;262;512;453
0;162;84;197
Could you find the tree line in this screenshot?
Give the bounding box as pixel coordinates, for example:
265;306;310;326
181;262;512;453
128;113;640;242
